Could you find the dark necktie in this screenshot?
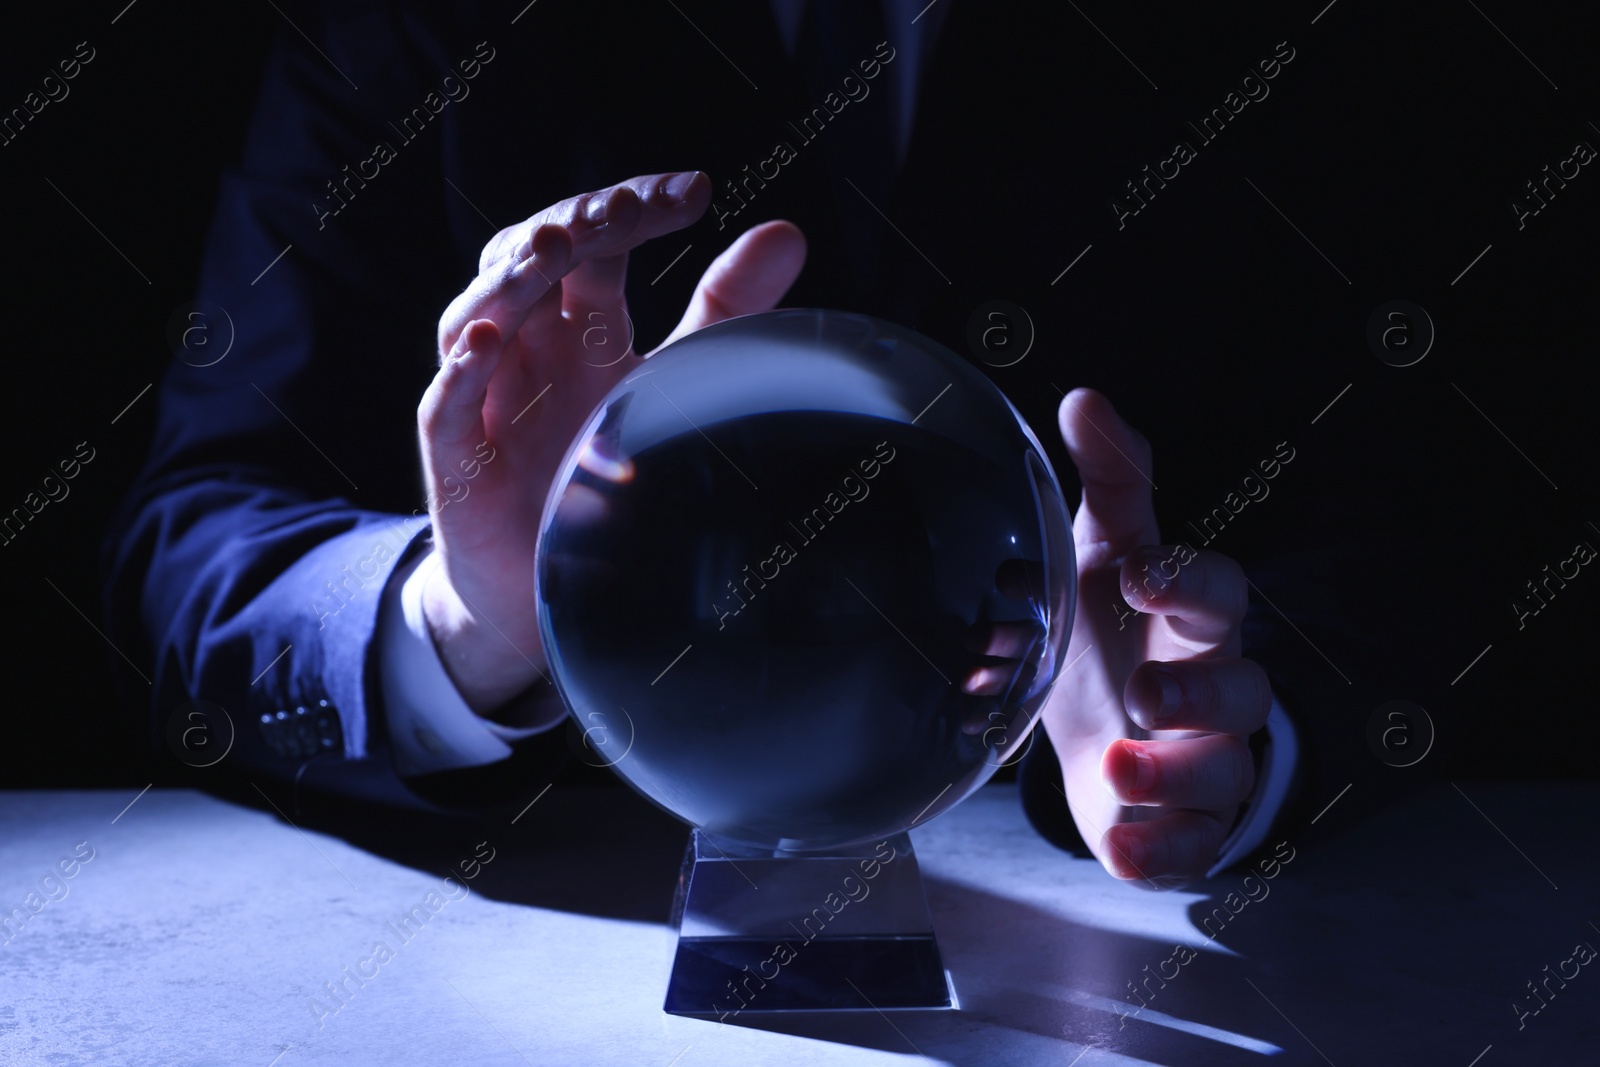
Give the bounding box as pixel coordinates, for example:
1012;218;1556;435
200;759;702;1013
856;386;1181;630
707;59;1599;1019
794;0;898;301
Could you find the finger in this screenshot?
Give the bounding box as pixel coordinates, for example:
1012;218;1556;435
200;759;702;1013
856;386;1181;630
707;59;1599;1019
1101;734;1255;810
561;250;635;366
480;172;706;274
656;220;807;348
441;175;699;354
962;621;1045;695
1102;810;1230;885
416;321;502;524
558;184;642;318
418;320;503;512
963;665;1011;696
1058;388;1158;558
421;319;502;447
1123;657;1272;734
439;222;572;356
1120;546;1249;650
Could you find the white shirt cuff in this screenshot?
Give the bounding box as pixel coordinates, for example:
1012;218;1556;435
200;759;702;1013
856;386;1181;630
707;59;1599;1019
378;547;564;778
1207;693;1299;878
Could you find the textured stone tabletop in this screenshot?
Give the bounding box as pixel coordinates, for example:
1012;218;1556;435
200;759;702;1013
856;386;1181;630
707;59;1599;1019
1;780;1594;1066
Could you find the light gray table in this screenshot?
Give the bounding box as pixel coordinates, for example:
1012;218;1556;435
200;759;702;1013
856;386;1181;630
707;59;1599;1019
1;780;1594;1066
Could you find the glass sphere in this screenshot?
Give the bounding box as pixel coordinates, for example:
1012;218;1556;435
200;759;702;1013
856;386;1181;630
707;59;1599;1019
536;309;1075;851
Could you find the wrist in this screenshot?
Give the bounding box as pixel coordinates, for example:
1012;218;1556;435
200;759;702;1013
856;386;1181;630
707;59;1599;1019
420;553;545;713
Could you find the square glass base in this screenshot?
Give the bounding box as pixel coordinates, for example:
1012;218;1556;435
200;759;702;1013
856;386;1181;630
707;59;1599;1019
663;830;954;1018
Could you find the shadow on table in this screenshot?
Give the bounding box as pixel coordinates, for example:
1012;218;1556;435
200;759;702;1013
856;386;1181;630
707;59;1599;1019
752;784;1589;1067
712;872;1308;1066
220;778;691;925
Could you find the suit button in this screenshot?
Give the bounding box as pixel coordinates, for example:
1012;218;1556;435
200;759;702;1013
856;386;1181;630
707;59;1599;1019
291;706;316;759
259;711;288;757
315;701;343;752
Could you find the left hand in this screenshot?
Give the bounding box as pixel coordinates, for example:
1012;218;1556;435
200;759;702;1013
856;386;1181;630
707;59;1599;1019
417;173;805;711
1039;388;1272;888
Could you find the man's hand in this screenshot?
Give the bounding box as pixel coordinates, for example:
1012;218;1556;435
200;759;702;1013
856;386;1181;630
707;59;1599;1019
1041;388;1272;887
417;172;806;711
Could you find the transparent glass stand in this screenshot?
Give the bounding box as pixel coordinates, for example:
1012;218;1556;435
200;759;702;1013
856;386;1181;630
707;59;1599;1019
663;830;954;1019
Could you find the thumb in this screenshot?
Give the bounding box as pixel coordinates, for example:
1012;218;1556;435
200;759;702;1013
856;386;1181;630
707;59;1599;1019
654;220;807;350
1058;388;1159;557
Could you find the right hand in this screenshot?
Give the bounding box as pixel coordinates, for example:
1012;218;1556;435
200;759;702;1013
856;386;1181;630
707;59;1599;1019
1041;391;1268;887
418;172;807;711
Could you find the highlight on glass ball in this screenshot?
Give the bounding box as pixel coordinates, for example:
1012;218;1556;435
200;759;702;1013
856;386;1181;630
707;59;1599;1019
536;308;1075;852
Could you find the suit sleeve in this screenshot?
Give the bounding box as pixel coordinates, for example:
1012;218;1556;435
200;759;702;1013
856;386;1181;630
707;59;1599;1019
102;3;481;809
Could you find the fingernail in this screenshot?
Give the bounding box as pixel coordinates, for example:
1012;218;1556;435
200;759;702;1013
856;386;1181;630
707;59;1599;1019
663;171;700;201
584;193;608;224
1125;743;1156;797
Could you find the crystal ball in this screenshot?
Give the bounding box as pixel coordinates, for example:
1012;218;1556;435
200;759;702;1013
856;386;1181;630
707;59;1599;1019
536;309;1075;851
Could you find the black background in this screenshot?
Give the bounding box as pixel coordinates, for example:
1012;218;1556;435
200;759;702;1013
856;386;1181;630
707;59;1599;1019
2;3;279;786
1;0;1596;791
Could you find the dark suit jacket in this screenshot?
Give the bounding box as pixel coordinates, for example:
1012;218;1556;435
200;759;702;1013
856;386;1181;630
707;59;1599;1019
104;0;1560;843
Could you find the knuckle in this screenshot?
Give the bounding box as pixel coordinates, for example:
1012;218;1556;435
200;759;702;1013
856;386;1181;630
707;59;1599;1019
480;225;519;272
1191;668;1225;719
1190;658;1273;732
1196;551;1250;624
1162;749;1194;797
